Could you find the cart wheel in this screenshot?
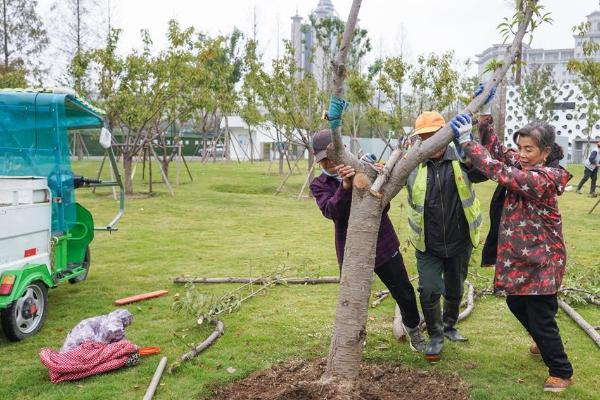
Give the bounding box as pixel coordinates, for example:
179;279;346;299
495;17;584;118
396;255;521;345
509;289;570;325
69;246;91;284
1;281;48;341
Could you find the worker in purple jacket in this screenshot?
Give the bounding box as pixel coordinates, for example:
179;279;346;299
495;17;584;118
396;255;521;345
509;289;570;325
309;129;425;352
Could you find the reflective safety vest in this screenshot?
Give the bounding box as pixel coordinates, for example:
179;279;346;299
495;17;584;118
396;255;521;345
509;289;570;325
407;159;482;252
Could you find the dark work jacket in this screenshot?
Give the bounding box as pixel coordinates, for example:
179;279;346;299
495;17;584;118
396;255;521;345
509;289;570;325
310;174;400;269
422;147;487;258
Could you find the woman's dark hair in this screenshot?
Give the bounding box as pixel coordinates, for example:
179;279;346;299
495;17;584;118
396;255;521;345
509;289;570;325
546;143;564;167
512;122;556;150
512;122;564;166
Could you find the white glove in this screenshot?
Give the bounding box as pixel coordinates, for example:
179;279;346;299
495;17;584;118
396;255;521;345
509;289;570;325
451;113;473;145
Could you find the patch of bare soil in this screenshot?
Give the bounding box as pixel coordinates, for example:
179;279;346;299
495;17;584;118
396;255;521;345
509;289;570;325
210;358;468;400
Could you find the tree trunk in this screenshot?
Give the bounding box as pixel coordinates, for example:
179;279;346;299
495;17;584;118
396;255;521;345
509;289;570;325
161;158;169;179
495;79;507;144
322;0;535;385
248;126;254;163
3;0;8;68
278;147;284;175
122;153;134;195
224;119;231;161
514;1;523;85
323;183;383;381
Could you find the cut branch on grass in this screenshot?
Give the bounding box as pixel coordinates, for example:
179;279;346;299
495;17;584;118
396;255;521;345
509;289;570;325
558;299;600;349
171;269;289;369
585;297;600;307
173;276;340;285
169;320;224;373
371;292;389;308
559;286;600;306
371;276;417;308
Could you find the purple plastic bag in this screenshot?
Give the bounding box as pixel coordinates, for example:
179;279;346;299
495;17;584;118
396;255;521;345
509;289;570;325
60;309;133;353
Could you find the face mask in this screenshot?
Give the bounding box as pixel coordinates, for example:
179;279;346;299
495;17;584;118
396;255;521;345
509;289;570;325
321;167;342;181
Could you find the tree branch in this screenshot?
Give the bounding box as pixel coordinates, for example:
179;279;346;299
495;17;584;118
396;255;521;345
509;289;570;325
380;3;535;205
173;276;340;285
169;319;224;373
326;0;362;171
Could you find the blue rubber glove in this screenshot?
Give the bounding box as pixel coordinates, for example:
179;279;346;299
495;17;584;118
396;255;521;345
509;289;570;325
474;83;496;114
327;95;350;130
451;113;473;145
474;83;496;105
360;153;377;164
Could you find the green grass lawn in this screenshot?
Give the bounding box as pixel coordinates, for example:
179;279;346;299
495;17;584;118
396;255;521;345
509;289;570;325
1;159;598;400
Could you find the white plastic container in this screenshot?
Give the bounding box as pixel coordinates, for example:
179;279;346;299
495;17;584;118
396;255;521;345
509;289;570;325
0;177;52;274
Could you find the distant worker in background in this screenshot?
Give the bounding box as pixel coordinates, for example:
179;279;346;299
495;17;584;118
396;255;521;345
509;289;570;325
576;141;600;197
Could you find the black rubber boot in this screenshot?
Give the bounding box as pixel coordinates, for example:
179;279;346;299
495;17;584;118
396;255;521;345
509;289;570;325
443;298;468;342
422;300;444;362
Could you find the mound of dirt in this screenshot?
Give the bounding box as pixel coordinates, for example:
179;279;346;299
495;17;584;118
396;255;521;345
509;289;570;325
210;358;468;400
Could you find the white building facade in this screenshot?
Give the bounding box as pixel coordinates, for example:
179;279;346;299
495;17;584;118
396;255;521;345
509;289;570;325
476;4;600;162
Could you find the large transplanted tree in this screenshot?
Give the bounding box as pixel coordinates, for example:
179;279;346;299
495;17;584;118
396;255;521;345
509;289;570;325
319;0;539;389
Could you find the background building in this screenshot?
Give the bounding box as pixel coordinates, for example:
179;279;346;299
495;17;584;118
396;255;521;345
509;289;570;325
476;5;600;83
477;3;600;162
290;0;338;88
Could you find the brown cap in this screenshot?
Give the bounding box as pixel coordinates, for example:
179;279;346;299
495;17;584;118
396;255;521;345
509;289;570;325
411;111;446;137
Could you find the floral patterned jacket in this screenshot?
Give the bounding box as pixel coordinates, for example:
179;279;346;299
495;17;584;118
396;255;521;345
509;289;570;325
463;130;572;295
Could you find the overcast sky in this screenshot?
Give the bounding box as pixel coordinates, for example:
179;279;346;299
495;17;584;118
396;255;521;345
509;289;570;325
40;0;599;74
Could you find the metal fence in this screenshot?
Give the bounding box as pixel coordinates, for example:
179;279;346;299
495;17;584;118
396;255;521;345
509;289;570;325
570;149;584;164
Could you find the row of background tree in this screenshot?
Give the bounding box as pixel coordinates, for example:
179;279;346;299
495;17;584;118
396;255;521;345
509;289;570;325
1;0;598;194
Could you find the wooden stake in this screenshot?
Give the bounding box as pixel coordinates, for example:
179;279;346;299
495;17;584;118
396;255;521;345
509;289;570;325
173;276;340;285
149;143;175;196
558;299;600;349
143;357;167;400
114;290;169;306
297;161;316;200
589;196;600;214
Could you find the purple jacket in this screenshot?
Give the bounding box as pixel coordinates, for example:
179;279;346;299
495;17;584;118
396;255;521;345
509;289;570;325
310;174;400;269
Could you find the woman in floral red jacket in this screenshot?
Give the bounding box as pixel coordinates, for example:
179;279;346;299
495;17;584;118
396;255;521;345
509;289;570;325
451;114;574;393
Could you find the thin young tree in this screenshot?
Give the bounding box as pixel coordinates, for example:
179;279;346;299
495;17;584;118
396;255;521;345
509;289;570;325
515;64;557;122
409;51;460;119
0;0;48;85
568;21;600;156
91;29;175;194
239;39;265;163
50;0;106;95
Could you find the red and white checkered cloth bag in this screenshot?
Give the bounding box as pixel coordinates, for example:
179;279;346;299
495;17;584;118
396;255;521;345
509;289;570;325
40;340;138;383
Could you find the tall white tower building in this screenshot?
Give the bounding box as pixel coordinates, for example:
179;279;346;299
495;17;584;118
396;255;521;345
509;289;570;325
290;0;338;88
